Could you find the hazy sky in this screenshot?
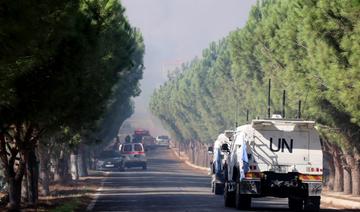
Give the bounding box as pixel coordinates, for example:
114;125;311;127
121;0;256;135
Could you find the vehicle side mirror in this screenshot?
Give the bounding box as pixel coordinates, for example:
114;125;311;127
208;146;213;154
221;143;230;152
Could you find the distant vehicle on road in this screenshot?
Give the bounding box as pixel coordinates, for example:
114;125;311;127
132;128;150;143
155;135;170;148
95;150;125;171
142;135;156;150
120;143;147;170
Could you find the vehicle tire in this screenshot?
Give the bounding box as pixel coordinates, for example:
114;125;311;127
288;197;303;211
235;183;251;210
224;182;235;207
214;182;224;195
223;164;228;180
304;197;320;212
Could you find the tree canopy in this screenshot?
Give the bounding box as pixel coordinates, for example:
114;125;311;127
0;0;143;136
150;0;360;150
0;0;144;208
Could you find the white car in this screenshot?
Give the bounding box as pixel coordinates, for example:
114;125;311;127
156;135;170;148
120;143;147;170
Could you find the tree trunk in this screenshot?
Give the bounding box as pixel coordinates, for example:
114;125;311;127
343;167;352;194
54;150;70;183
77;145;88;177
25;150;38;207
333;150;344;192
89;149;96;170
8;177;23;210
53;158;61;182
191;142;195;164
21;170;28;203
343;154;353;195
81;152;88;176
38;144;50;196
177;140;181;156
70;149;79;181
8;158;26;210
351;154;360;196
327;156;335;191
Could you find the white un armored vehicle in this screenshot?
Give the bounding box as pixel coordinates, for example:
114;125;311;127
208;130;234;195
223;119;323;211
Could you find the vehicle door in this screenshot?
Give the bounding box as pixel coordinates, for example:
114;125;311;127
121;144;135;161
133;143;145;161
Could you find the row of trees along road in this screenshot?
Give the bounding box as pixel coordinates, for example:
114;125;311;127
150;0;360;196
0;0;144;210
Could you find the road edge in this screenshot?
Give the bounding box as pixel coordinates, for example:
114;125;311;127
86;172;109;211
170;147;210;172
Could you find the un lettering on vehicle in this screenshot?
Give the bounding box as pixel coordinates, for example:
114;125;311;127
269;137;293;153
254;130;310;166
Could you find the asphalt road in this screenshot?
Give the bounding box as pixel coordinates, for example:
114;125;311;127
87;147;349;212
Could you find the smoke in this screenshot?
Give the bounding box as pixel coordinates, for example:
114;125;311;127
121;0;256;136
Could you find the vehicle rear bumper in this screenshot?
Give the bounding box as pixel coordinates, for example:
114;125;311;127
96;166;124;171
239;172;323;198
125;161;146;167
240;180;261;195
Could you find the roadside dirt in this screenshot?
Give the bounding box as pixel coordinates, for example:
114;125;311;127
0;175;102;211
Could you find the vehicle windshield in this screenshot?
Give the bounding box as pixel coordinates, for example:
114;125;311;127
158;136;169;139
123;144;132;152
98;151;121;159
134;144;143;151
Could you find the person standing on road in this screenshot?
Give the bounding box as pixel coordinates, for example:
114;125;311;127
125;135;131;143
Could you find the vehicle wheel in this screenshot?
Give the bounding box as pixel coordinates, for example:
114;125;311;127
235;183;251;210
224;182;235;207
214;183;224;195
223;164;228;180
289;197;303;211
214;182;224;195
211;181;215;193
304;197;320;212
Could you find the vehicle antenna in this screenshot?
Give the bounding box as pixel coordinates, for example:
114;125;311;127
235;99;238;127
282;90;286;118
267;79;271;119
246;109;249;122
